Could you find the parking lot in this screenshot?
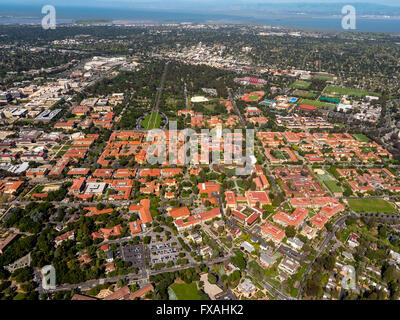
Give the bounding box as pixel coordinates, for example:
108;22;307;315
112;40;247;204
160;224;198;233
120;244;145;269
150;242;180;266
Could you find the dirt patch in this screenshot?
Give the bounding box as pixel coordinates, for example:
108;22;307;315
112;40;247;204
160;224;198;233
200;274;223;300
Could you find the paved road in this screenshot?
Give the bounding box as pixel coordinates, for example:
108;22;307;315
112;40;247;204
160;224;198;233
261;279;295;300
297;214;349;299
203;225;232;254
38;255;232;294
227;87;247;129
153;62;169;113
277;244;306;263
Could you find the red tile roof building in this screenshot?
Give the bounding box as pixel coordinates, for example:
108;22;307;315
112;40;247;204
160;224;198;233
262;223;285;243
174;208;221;231
129;199;152;225
273;207;309;229
169;207;191;220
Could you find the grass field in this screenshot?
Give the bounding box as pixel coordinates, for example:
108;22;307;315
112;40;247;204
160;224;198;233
340;229;351;242
352;134;370;143
324;86;381;98
248;95;262;101
168;283;205;300
224;167;237;177
220;237;233;248
142;111;162;129
312;73;336;81
203;104;216;112
347;199;397;214
315;169;342;194
242;91;265;102
271;149;286;160
290;81;311;90
298;98;336;110
292;90;318;99
56;146;70;157
324;180;342;194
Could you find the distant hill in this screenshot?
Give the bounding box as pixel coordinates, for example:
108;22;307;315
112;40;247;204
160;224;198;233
242;2;400;15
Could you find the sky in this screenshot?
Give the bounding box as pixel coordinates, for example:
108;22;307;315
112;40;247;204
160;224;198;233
2;0;400;7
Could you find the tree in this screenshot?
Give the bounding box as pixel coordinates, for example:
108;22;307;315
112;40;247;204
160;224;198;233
325;221;333;232
383;264;400;283
11;267;33;283
230;251;247;270
0;267;10;280
285;226;296;238
117;279;127;288
305;279;323;298
143;236;151;244
207;273;217;284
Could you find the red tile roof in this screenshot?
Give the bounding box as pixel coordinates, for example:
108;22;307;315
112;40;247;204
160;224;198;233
169;207;191;220
262;222;285;242
129;220;142;234
129;199;152;224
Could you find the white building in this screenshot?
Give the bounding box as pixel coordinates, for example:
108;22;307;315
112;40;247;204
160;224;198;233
85;182;107;195
278;257;300;275
287;238;304;251
390;250;400;264
241;241;255;254
260;252;277;268
199;245;213;257
191;96;209;103
237;278;257;298
337;103;353;112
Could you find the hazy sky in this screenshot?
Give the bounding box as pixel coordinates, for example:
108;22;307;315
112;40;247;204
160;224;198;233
3;0;400;6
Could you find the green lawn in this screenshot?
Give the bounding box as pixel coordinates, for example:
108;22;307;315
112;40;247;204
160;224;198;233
324;86;381;98
56;150;67;157
312;73;336;81
340;229;351;242
247;95;263;101
290;81;311;90
271;149;286;160
292;90;318;99
298;98;336;110
347;199;397;214
318;174;333;181
324;180;342;194
168;283;206;300
203;103;216;112
220;237;233;248
142;112;162;129
352;134;370;143
224;167;237;176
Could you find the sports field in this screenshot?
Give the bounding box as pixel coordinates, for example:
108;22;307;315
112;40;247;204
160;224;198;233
319;96;341;104
347;199;397;214
142;111;162;129
168;283;205;300
298;99;336;110
324;86;381;98
292;90;318;99
312;73;336;81
352;134;370;143
290;81;311;90
242;91;265;102
314;169;342;194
